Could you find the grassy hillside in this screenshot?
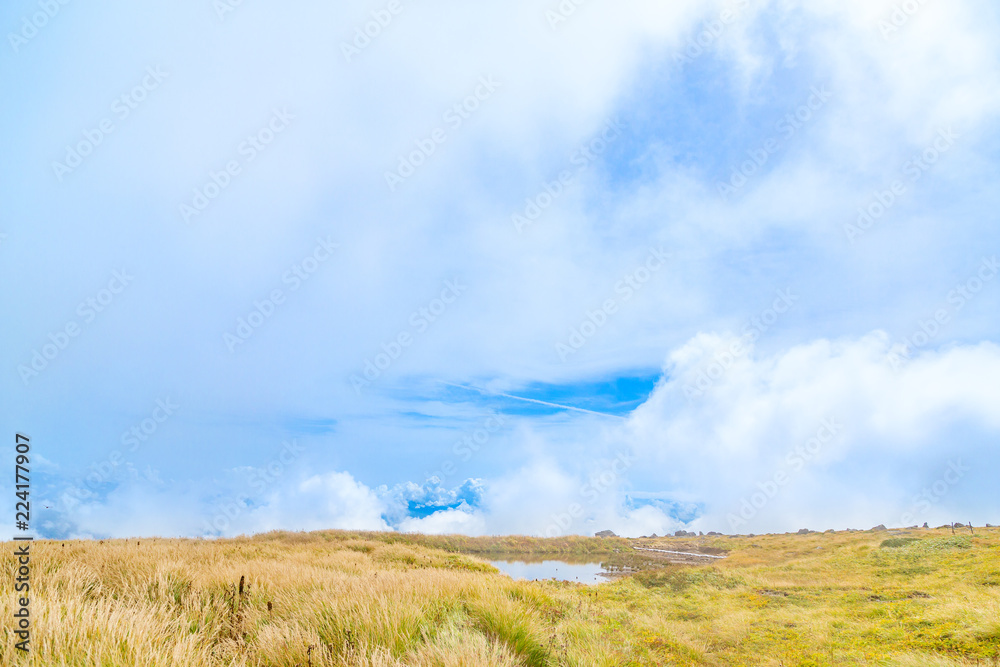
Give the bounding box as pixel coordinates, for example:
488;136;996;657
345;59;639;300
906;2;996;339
2;528;998;665
270;531;633;557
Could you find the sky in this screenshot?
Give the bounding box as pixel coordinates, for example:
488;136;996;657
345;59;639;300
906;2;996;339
1;0;999;540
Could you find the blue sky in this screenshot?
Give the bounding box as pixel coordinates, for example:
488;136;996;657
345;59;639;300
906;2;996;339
2;0;999;539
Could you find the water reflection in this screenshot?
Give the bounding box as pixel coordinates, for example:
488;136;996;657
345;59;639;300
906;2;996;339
490;559;612;585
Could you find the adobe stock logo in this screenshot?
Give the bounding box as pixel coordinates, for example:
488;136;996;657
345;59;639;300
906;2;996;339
425;412;507;486
717;85;831;201
683;288;798;400
179;109;294;223
544;450;635;538
224;236;339;352
512;117;624;234
18;269;134;385
556;247;669;362
7;0;72;54
384;77;501;192
844;128;959;244
885;256;998;370
341;0;408;62
673;0;751;66
898;460;970;527
51;66;169;182
878;0;931;41
55;397;179;514
202;439;305;536
351;279;467;394
726;418;844;531
545;0;590;30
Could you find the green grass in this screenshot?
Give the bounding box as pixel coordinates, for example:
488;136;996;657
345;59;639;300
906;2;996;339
1;527;998;665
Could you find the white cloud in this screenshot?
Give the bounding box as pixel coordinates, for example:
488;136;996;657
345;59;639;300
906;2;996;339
55;470;391;539
6;0;1000;540
238;471;392;534
46;328;1000;539
600;505;684;539
624;332;1000;532
399;505;487;536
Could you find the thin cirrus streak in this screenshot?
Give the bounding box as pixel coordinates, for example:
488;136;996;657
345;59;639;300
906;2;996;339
437;380;628;420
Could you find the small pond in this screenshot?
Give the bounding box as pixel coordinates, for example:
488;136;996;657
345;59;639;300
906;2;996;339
490;559;613;585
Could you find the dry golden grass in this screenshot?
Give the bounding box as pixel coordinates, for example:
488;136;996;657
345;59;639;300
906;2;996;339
2;528;998;665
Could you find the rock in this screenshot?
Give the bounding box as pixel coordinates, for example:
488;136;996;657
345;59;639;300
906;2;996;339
797;528;812;535
595;530;617;538
922;522;929;528
756;589;789;597
674;530;696;537
871;525;887;531
649;533;658;538
707;531;722;536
